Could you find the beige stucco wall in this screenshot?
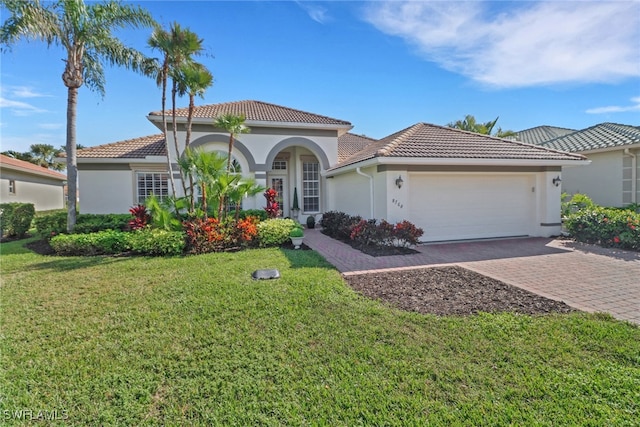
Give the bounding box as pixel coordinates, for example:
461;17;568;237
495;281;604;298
79;169;136;214
561;150;622;207
0;171;65;211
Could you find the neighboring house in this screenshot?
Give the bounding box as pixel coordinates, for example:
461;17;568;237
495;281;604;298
515;125;576;145
523;123;640;208
76;100;587;242
0;154;67;211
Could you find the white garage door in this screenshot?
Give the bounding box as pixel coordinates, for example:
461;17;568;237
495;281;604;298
408;173;534;242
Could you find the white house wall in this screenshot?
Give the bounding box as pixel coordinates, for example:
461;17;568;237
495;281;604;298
329;170;372;217
79;170;135;214
562;150;622;207
0;171;64;211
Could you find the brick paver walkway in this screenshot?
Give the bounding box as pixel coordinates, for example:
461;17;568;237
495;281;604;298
304;229;640;324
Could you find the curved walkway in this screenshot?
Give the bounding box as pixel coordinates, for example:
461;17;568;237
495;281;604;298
303;229;640;325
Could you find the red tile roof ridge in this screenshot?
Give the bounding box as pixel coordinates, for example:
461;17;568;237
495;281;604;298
0;154;67;180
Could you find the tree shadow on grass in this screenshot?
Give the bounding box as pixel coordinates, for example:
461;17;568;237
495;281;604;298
279;244;337;270
28;255;130;272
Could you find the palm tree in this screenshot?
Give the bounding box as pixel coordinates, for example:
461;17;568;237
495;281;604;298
447;115;516;138
30;144;65;171
176;62;213;149
1;0;155;232
227;178;264;220
213;114;251;173
148;22;204;198
178;148;226;218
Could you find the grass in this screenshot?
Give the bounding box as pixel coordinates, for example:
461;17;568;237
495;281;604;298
1;238;639;425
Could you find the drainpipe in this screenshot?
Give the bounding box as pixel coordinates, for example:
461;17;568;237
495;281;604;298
625;148;637;204
356;167;374;218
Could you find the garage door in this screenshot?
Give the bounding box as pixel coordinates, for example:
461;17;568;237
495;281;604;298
408;173;534;242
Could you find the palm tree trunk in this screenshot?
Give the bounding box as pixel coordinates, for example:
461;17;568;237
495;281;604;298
227;134;234;172
161;63;177;201
171;81;188;198
66;86;78;233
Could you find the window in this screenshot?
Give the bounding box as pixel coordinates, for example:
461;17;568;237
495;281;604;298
272;159;287;170
8;180;16;195
302;160;320;212
137;172;169;204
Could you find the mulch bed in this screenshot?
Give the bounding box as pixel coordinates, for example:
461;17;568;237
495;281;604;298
320;231;418;257
344;266;576;316
25;239;56;255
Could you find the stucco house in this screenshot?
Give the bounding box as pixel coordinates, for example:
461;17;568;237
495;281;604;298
76;100;587;242
0;154;67;211
518;123;640;208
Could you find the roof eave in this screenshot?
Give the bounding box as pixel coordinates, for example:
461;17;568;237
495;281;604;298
76;156;167;163
326;157;590;176
147;114;352;132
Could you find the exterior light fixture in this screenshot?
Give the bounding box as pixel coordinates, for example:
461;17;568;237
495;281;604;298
552;176;562;187
395;175;404;189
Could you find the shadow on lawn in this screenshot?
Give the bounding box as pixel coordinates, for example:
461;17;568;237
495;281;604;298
29;255;129;272
279;244;337;270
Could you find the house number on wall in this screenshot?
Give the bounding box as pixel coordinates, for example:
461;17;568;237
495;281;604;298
392;198;404;209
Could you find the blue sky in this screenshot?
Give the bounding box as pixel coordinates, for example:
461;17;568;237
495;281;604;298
1;0;639;154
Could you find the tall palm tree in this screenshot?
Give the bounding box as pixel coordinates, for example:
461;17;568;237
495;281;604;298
148;22;204;198
213;113;251;173
1;0;155;232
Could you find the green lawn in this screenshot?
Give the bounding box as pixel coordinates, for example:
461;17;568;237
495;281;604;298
1;239;638;426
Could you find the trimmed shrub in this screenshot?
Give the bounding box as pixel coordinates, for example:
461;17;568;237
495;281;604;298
128;228;185;256
320;211;362;240
33;211;67;237
350;218;424;248
34;212;131;237
50;230;130;256
238;209;268;222
565;206;640;250
0;203;35;238
257;218;297;247
561;193;595;217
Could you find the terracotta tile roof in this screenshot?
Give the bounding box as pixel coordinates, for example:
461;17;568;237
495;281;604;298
148;100;352;126
331;123;586;170
75;135;166;158
538;123;640;152
338;132;377;162
0;154;67;180
516;126;576;145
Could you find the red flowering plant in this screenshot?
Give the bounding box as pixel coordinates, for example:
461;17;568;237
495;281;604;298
183;216;260;254
264;188;280;219
128;204;150;231
393;220;424;247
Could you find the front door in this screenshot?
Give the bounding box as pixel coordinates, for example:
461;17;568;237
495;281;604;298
270;176;288;218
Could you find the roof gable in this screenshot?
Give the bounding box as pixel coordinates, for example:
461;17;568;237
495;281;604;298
0;154;67;180
149;100;351;127
331;122;586;170
539;123;640;152
338;133;377;162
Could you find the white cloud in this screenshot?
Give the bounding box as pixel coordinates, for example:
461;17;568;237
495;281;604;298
38;123;64;130
10;85;51;98
0;97;47;115
296;1;329;24
364;1;640;88
586;96;640;114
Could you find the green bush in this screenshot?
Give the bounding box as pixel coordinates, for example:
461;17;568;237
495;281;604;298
34;212;131;237
0;203;35;238
257;218;297;247
561;193;595;217
128;228;185;256
565;206;640;250
238;209;268;221
50;230;130;256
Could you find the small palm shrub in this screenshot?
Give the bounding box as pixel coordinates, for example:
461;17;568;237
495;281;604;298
257;218;297;247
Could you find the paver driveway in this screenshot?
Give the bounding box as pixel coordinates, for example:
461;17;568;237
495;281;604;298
303;229;640;324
